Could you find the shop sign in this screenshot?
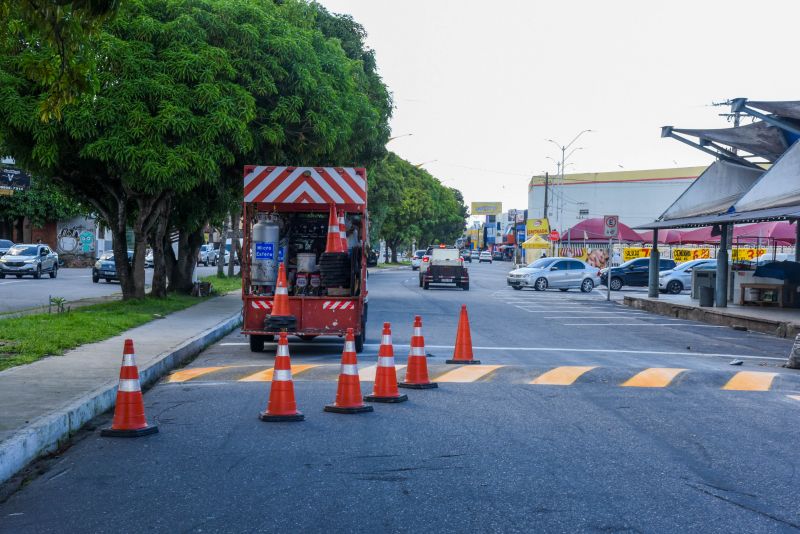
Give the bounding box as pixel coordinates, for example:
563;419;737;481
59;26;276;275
672;248;712;263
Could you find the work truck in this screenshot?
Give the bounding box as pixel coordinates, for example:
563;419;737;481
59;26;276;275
240;166;369;352
419;245;469;290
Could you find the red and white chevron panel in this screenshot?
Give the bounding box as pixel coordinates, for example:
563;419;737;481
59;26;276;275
243;167;366;205
250;300;273;310
322;300;355;310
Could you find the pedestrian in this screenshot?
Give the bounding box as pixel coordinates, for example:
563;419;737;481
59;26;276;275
540;251;547;258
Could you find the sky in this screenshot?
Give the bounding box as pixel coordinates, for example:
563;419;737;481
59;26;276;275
318;0;799;220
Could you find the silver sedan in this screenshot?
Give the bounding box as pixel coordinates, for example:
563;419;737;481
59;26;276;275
507;257;602;292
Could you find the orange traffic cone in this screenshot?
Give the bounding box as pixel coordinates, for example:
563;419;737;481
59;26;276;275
101;339;158;437
325;204;346;254
365;322;408;403
325;328;374;414
446;305;481;364
266;262;296;331
400;316;437;389
338;212;348;251
260;332;304;422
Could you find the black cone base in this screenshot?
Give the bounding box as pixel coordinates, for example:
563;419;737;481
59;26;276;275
364;394;408;403
399;382;438;389
259;411;304;422
445;359;481;365
101;425;159;438
324;404;374;414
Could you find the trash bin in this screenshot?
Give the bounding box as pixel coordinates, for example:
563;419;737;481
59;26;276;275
699;286;714;307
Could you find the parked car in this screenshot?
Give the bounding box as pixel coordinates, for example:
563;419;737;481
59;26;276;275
145;249;154;268
492;249;504;261
93;250;133;283
478;251;492;263
600;257;677;290
0;239;13;256
659;259;716;294
461;249;472;263
198;244;217;266
0;243;59;279
411;249;426;271
366;247;378;267
507;257;600;292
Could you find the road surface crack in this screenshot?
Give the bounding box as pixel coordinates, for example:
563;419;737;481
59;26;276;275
687;483;799;529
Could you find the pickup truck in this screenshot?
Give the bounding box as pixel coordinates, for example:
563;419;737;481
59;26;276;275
419;246;469;290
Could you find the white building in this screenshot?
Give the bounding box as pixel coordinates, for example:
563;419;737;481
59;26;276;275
528;166;707;233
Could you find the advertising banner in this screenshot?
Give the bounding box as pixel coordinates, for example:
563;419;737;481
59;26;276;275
623;247;652;262
525;218;549;237
672;248;712;263
732;248;766;261
0;165;31;194
471;202;502;216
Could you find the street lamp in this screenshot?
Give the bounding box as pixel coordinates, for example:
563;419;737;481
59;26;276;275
414;159;437;168
545;129;593;233
387;133;413;143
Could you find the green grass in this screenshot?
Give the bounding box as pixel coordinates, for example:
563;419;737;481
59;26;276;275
201;273;242;294
373;261;411;269
0;294;204;371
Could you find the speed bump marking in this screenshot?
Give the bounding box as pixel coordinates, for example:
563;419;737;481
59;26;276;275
621;368;687;388
167;366;230;383
530;366;596;385
435;365;504;383
722;371;777;391
358;364;405;382
238;364;320;382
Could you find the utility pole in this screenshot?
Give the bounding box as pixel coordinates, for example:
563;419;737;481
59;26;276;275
543;172;549;219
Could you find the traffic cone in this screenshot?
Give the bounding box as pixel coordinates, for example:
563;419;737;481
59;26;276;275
101;339;158;437
266;262;296;331
325;328;374;414
325;204;346;254
365;322;408;403
446;305;481;364
260;332;304;422
338;212;348;251
400;316;437;389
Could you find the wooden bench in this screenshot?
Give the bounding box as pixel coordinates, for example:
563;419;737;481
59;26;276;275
740;283;785;307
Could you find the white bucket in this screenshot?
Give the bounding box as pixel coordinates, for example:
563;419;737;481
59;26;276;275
297;253;317;273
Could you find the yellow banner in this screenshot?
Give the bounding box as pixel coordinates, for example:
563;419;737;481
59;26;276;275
732;248;766;261
623;248;651;262
672;248;711;263
525;218;549;237
471;202;503;216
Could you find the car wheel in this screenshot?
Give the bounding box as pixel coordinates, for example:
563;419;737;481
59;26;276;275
105;279;112;283
559;288;569;292
249;335;265;353
610;277;623;291
423;281;429;290
50;265;57;278
92;275;99;283
33;266;41;279
534;277;548;291
419;277;423;287
667;280;683;294
16;275;22;278
0;273;4;279
512;285;522;291
581;279;594;293
462;282;469;291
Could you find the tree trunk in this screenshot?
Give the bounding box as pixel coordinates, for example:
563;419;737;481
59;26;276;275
227;208;240;277
149;199;170;298
169;228;203;293
217;217;228;277
388;240;399;263
110;196;137;299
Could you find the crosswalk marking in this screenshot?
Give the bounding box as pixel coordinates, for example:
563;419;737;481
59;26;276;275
530;366;596;385
435;365;504;383
358;364;406;382
167;366;229;383
622;368;687;388
722;371;777;391
788;395;800;402
238;364;319;382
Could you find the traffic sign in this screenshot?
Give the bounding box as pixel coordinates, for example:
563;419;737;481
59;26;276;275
549;230;560;241
603;215;619;238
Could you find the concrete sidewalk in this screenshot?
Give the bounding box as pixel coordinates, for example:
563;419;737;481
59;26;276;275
0;293;242;484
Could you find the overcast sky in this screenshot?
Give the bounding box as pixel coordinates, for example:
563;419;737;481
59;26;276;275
318;0;798;217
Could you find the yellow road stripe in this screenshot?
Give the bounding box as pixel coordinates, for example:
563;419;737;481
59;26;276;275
530;366;596;385
358;364;405;382
621;368;687;388
435;365;504;383
722;371;777;391
167;367;228;383
238;364;320;382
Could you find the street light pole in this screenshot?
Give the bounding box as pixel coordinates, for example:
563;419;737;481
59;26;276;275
546;129;593;235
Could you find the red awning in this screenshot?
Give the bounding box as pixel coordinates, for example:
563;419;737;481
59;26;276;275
561;218;644;243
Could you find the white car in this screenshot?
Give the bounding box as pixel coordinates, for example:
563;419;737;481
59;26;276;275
478;251;492;263
507;257;601;292
411;250;426;270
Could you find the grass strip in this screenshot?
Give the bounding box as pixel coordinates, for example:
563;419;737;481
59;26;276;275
0;294;204;371
201;273;242;294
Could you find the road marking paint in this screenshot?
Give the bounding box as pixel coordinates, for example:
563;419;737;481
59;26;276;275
357;364;405;381
238;364;320;382
167;367;229;383
561;323;726;327
530;366;596;385
435;365;504;383
722;371;777;391
550;316;684;320
621;367;687;388
787;395;800;402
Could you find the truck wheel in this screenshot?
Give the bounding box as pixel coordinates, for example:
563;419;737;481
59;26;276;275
249;335;265;352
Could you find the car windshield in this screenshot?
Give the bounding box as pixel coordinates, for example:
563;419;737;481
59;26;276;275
526;258;556;269
0;239;13;248
415;250;425;258
7;245;38;256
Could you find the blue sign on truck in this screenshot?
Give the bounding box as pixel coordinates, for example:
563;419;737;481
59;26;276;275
255;242;274;260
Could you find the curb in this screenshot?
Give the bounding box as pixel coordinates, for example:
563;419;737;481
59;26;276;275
624;295;800;339
0;310;242;485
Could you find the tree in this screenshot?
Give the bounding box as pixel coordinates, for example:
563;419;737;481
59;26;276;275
0;179;86;238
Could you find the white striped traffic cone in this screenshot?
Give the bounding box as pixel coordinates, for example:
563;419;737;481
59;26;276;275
101;339;158;437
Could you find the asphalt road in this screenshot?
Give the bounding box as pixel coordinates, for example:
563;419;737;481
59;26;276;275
2;261;799;532
0;265;221;314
